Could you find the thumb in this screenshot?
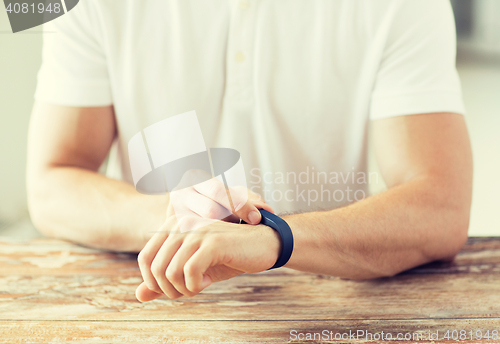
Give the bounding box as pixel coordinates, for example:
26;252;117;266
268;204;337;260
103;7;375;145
136;282;163;302
237;202;276;225
236;202;261;225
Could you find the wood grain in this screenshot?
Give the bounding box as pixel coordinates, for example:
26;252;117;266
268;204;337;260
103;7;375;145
2;319;500;343
0;237;499;343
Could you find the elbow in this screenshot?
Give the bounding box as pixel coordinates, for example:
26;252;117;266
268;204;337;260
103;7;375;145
424;172;472;262
27;198;52;239
427;205;470;263
441;212;469;260
27;176;57;239
380;207;470;279
28;208;55;239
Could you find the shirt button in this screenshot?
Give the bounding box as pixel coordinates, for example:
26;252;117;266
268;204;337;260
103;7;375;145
235;52;246;63
239;1;250;10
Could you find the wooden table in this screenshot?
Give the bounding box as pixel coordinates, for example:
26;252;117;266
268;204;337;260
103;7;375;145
1;237;499;343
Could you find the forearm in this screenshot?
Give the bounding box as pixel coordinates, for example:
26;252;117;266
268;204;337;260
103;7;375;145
283;176;470;279
28;167;167;252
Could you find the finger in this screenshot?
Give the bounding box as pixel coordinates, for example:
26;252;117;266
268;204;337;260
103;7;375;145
234;201;261;225
254;201;275;214
247;190;275;213
136;282;163;302
234;199;276;224
192;177;232;211
232;199;275;225
224;185;250;213
150;235;185;299
166;242;200;297
137;222;172;294
167;187;195;219
226;187;274;224
247;189;274;214
184;246;215;294
183;190;232;220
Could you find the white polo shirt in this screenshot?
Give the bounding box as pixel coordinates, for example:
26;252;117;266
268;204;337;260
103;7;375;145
34;0;465;213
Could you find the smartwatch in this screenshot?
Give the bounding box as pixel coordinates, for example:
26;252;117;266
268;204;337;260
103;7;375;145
242;209;294;270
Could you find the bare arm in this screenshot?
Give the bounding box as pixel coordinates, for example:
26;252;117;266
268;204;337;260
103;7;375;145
283;112;473;278
26;101;168;252
133;112;474;302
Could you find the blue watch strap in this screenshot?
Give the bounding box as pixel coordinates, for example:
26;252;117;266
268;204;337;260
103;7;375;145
243;209;294;270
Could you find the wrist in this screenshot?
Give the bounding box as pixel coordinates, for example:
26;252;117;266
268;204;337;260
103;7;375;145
241;209;295;270
258;224;282;270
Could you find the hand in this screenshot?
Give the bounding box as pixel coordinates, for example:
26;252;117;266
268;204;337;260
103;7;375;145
169;169;274;227
136;215;281;302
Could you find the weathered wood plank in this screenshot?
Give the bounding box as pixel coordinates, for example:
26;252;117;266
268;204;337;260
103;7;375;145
1;319;500;343
1;272;499;321
1;238;500;323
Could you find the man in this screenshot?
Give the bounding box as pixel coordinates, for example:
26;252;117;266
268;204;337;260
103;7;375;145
27;0;472;302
